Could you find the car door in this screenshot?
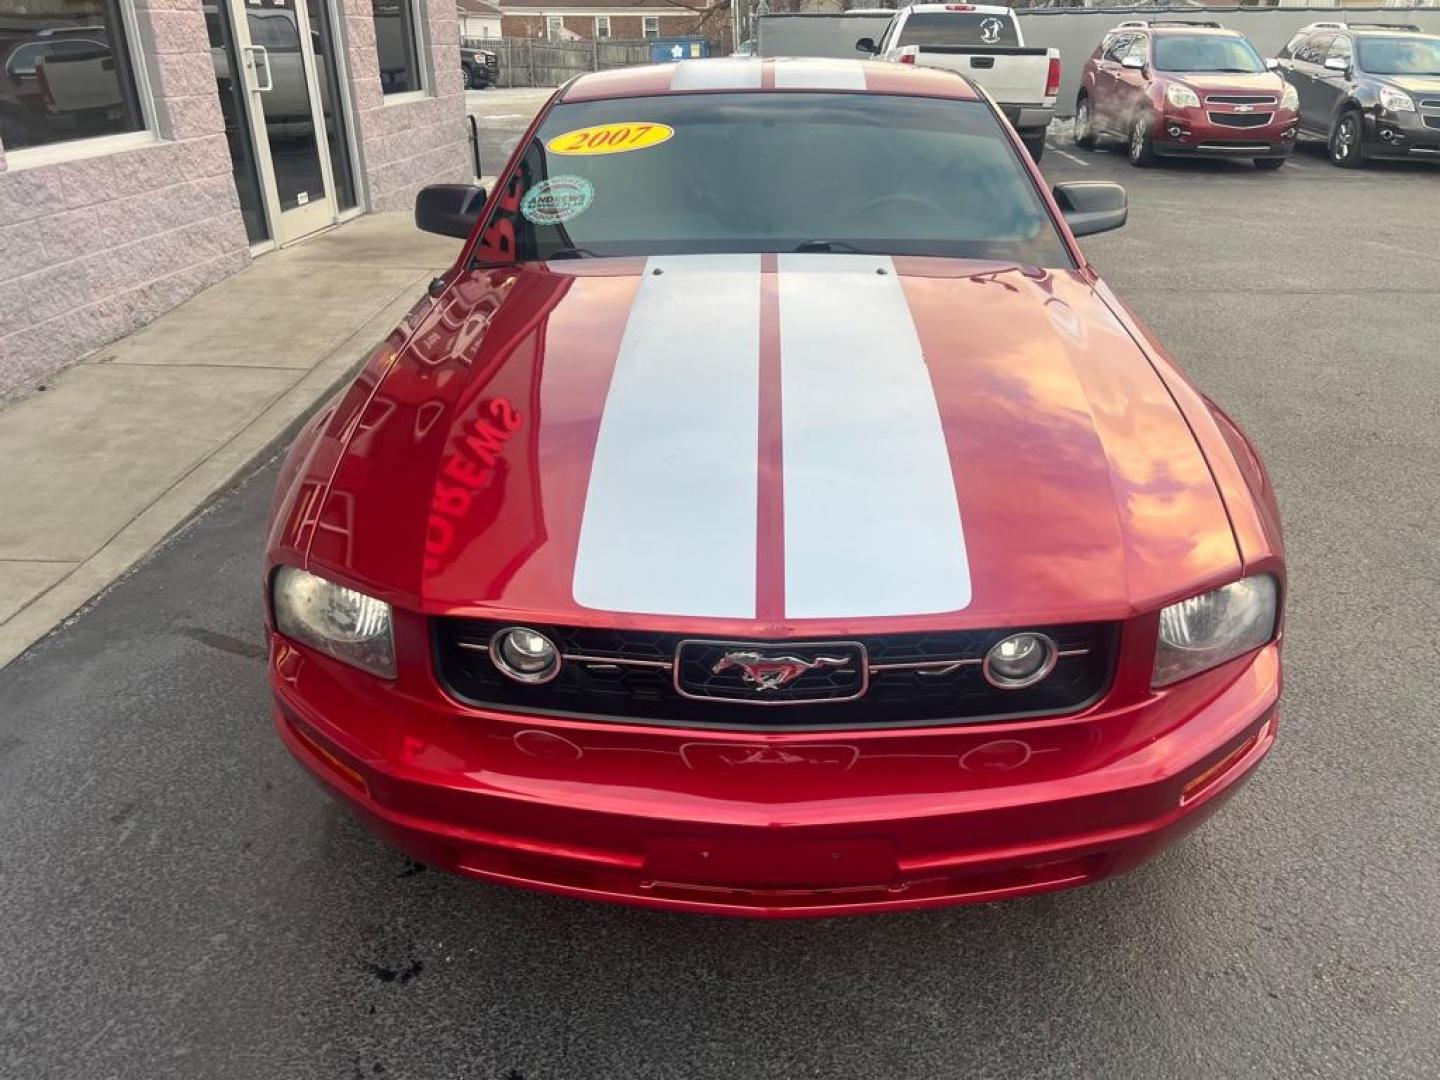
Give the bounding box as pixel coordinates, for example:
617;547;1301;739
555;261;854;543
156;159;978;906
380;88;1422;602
1314;34;1354;129
1114;33;1151;130
1290;33;1334;132
1091;33;1134;131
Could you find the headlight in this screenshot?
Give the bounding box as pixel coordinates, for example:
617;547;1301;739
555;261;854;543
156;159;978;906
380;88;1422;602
1153;575;1278;688
1379;86;1415;113
1165;84;1200;110
1281;82;1299;110
272;567;396;678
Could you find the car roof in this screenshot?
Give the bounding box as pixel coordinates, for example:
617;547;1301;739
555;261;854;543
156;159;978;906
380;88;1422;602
560;58;982;103
899;3;1012;13
1108;20;1237;38
1295;21;1431;36
1147;26;1241;37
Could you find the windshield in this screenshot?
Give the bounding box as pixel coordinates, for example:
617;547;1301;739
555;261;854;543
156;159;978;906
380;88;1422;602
897;12;1019;48
1358;36;1440;75
1154;35;1266;73
476;93;1070;269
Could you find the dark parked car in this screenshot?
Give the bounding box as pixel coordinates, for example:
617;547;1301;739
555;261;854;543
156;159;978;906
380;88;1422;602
1275;22;1440;167
462;46;498;89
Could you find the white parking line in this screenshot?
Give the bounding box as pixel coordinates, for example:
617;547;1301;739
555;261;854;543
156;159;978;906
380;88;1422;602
1047;145;1091;168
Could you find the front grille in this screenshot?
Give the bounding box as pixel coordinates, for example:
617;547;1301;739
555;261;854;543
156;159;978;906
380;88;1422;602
1419;99;1440;109
434;619;1118;731
1424;116;1440;130
1208;111;1274;128
1205;94;1277;106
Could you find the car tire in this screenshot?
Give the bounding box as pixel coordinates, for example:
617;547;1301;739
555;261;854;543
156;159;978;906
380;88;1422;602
1128;112;1156;167
464;67;478;90
1074;96;1096;149
1329;110;1367;169
1022;134;1046;164
1254;157;1287;170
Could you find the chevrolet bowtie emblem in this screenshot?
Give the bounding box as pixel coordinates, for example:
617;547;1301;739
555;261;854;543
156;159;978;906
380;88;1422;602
712;651;851;691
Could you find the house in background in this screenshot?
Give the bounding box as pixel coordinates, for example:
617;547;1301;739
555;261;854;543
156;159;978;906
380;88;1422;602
498;0;728;46
459;0;505;39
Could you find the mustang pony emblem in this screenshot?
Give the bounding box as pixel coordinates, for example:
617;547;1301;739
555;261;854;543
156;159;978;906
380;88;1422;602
711;651;852;691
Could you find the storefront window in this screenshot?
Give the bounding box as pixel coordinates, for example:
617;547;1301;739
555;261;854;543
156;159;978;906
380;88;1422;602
373;0;422;94
0;0;146;153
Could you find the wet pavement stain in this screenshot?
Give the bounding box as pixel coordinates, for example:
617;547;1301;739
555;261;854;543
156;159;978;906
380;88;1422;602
367;960;423;985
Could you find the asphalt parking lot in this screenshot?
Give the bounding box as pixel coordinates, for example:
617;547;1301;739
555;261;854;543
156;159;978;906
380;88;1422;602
2;102;1438;1079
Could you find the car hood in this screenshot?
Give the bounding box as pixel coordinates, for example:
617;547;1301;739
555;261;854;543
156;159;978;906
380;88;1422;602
1169;72;1287;95
1381;75;1440;96
305;255;1240;631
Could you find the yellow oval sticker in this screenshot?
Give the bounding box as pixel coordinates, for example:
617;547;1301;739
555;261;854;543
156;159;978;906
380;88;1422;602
547;122;675;157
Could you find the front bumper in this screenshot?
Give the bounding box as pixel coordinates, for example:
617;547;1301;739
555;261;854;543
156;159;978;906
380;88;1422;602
1153;106;1298;160
273;639;1279;917
1365;109;1440;160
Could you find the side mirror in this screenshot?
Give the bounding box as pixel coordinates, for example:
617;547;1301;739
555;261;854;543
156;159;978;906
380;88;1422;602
415;184;487;240
1323;56;1349;73
856;36;878;54
1053;181;1127;238
1120;54;1145;71
1265;57;1279;71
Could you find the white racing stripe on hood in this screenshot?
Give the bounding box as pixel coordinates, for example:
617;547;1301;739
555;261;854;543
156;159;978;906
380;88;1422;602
777;254;971;618
670;59;763;91
573;254;761;617
772;60;868;90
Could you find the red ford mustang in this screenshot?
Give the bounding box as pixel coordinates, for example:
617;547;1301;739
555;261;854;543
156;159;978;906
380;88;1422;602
264;58;1285;916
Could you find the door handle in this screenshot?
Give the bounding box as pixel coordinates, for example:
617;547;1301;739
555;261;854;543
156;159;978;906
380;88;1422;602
243;45;273;92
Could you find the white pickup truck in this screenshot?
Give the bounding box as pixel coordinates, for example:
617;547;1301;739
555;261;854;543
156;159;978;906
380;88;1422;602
857;4;1059;162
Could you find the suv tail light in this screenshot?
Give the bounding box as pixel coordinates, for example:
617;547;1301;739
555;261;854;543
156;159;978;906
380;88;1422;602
1046;57;1061;98
899;47;917;65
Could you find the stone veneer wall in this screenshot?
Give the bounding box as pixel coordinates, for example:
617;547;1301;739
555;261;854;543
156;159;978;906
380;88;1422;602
0;0;473;401
0;0;251;402
341;0;475;213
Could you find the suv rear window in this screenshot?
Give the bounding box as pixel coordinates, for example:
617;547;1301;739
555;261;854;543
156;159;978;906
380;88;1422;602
480;93;1070;268
898;12;1019;48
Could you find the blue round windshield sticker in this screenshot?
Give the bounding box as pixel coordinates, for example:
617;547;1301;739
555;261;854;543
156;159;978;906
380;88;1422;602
520;175;594;225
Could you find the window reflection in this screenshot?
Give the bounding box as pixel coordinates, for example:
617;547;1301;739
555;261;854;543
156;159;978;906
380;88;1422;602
0;0;146;152
373;0;421;94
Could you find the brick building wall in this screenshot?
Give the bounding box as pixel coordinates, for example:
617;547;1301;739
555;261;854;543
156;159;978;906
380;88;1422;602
0;0;472;402
501;12;713;40
0;0;250;402
342;0;474;213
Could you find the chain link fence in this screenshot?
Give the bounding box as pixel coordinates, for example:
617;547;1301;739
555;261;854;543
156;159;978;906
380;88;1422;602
462;38;668;87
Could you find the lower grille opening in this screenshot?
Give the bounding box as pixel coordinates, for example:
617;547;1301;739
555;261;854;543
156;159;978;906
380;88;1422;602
1207;112;1274;129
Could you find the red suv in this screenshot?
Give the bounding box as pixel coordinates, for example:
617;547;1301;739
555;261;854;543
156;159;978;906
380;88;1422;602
1075;20;1299;169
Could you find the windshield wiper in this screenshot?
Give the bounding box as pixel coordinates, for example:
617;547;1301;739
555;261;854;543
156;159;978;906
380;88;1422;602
545;247;597;260
793;239;871;254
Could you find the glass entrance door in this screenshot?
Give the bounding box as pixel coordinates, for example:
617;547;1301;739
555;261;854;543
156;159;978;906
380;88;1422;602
228;0;339;245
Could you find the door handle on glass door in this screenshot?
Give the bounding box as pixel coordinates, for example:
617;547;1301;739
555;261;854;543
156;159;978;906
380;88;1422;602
244;45;273;92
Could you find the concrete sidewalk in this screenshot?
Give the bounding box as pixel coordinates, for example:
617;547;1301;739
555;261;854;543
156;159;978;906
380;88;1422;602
0;212;461;667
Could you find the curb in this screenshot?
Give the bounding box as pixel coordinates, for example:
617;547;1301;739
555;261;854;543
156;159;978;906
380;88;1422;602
0;285;423;669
